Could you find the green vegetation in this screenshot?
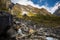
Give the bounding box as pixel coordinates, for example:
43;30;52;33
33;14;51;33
22;13;60;27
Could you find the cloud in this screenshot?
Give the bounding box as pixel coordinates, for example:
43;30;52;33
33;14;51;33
11;0;32;5
11;0;60;14
39;0;44;2
50;2;60;13
11;0;41;8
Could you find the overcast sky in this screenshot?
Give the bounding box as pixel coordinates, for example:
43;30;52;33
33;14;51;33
11;0;60;13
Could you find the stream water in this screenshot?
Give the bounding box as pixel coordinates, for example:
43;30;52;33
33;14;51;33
46;37;59;40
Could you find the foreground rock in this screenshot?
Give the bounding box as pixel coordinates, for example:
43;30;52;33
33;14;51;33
0;12;60;40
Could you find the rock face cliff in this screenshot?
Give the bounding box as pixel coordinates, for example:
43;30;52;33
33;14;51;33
54;6;60;16
0;0;12;11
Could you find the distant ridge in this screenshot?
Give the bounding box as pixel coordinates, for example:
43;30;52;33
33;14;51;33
54;6;60;16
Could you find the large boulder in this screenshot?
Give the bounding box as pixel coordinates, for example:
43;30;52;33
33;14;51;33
0;11;12;36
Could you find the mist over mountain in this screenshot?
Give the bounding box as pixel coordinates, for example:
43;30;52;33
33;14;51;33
54;6;60;16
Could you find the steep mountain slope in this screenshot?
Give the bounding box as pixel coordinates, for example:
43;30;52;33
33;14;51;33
11;3;51;18
54;6;60;16
10;3;60;27
0;0;60;27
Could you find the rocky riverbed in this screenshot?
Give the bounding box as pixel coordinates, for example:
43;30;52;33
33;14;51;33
6;19;60;40
0;16;60;40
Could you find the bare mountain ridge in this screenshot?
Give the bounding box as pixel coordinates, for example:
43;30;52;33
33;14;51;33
11;3;51;17
54;6;60;16
0;0;51;16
